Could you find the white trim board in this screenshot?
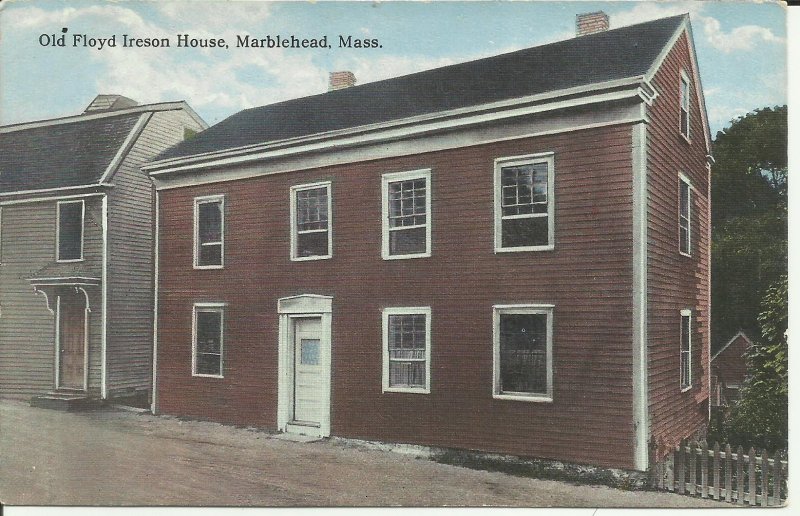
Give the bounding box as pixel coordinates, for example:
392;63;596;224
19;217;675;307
100;113;152;184
145;78;647;173
631;121;649;471
154;103;643;191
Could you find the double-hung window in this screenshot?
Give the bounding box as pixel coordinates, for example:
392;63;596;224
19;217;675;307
680;309;692;391
493;305;554;402
57;200;84;262
194;195;224;268
382;169;431;259
495;153;554;252
382;307;431;393
679;175;692;256
680;71;691;139
291;182;332;260
193;303;225;377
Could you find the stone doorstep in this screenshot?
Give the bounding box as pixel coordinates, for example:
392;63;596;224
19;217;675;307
29;391;104;412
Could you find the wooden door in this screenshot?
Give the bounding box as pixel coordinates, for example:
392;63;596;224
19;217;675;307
293;318;323;424
58;291;86;389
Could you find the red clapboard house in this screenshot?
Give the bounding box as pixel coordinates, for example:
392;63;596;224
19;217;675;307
143;12;711;471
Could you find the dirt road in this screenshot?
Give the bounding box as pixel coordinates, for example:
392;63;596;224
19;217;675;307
0;400;725;506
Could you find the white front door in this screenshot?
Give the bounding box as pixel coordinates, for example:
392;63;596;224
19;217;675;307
293;317;324;425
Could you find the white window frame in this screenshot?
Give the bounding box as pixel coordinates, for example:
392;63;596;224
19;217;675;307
679;173;692;257
192;302;225;378
290;181;332;261
381;169;432;260
56;199;85;263
494;152;555;253
679;70;691;142
382;306;432;394
193;194;225;269
680;309;692;392
492;304;554;402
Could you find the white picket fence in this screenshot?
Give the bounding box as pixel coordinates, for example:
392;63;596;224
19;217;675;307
652;440;787;506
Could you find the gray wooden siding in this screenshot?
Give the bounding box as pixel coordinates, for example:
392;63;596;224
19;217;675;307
106;109;205;396
0;198;104;398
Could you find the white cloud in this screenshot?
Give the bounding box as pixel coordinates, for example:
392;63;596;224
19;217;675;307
700;16;783;53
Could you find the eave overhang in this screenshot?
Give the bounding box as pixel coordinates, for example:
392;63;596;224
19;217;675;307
144;76;655;179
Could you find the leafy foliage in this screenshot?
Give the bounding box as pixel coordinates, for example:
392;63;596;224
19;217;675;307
720;276;788;451
711;106;787;345
709;107;787;452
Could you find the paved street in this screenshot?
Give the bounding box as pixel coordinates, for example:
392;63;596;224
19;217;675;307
0;400;726;506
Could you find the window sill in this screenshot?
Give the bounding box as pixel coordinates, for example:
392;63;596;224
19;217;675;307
382;251;431;261
383;386;430;394
493;393;553;403
193;264;224;270
495;244;554;253
679;251;692;258
681;385;692;393
57;258;84;264
192;373;224;379
291;254;332;262
680;133;692;145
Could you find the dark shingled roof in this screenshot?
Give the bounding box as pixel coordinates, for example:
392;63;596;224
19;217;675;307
0;112;142;193
157;14;685;162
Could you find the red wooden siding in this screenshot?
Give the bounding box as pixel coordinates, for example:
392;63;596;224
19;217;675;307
646;31;711;457
157;123;640;469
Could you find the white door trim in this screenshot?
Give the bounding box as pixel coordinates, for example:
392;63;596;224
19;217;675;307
277;295;332;438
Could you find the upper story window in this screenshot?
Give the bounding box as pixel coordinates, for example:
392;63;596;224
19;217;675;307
194;195;224;269
381;169;431;259
193;303;225;378
679;174;692;256
680;309;692;391
57;200;84;262
493;304;554;402
494;153;554;252
382;307;431;393
680;71;691;140
291;182;332;260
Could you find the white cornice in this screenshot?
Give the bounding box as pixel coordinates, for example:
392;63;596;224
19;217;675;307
146;81;648;177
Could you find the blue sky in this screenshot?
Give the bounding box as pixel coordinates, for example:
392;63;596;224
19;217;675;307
0;0;787;135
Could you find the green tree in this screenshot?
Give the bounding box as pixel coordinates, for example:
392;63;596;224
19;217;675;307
711;106;787;345
721;276;788;451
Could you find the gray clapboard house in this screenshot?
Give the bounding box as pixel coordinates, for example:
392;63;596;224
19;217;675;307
0;95;206;405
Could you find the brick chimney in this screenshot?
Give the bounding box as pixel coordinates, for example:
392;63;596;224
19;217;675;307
328;71;356;91
576;11;610;36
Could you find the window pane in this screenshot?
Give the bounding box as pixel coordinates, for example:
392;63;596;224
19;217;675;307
499;313;547;395
681;314;691;388
388;314;426;388
297;231;329;257
199;202;222;243
389;226;426;255
196;310;222;376
58;203;82;260
388;179;426;228
501;163;548;216
680;182;689;219
296;187;328;231
199;243;222;266
679;227;689;254
300;339;320;365
196;311;221;354
501;216;548;248
196;353;221;376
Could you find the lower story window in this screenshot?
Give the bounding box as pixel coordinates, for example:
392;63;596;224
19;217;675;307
493;305;553;401
680;309;692;390
382;307;431;393
193;304;224;377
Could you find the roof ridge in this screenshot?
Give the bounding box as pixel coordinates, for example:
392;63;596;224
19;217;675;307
0;100;189;133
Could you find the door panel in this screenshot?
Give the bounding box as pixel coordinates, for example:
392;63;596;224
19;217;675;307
293;318;323;424
59;291;86;389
